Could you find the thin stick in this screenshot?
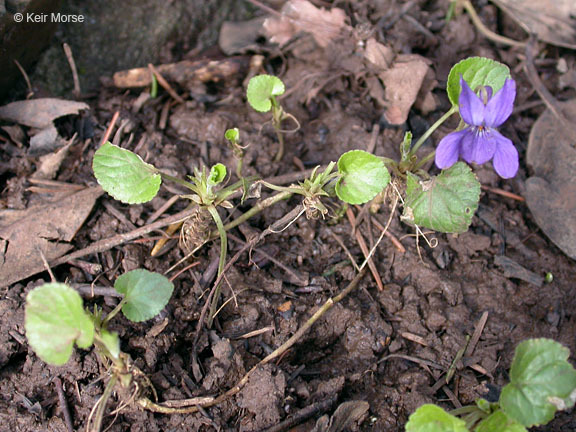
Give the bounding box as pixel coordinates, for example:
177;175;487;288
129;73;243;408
54;377;74;432
148;64;185;104
346;207;384;291
13;60;33;97
359;194;401;269
462;0;526;48
523;38;576;142
50;206;198;268
371;217;405;253
465;311;489;358
481;185;524;202
100;111;120;146
63;43;81;97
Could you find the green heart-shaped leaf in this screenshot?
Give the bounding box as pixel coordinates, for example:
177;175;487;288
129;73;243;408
335;150;390;204
406;404;468;432
403;162;480;233
114;269;174;322
25;283;94;365
246;75;285;112
447;57;510;107
93;141;161;204
500;339;576;427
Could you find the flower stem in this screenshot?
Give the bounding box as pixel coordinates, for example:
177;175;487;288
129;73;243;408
413;150;437;171
409;106;458;157
206;205;228;328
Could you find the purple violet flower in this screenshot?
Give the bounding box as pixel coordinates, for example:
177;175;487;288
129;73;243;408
435;76;519;178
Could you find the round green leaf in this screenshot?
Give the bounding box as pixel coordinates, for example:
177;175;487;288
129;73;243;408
402;162;480;233
209;163;227;185
500;338;576;427
93;141;161;204
25;283;94;366
114;269;174;322
406;404;468;432
246;74;285;112
447;57;511;107
225;128;239;142
476;410;527;432
335;150;390;204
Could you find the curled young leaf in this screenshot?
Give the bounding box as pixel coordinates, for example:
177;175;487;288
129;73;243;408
246;74;285;112
25;283;94;366
225;128;240;143
209;163;227;185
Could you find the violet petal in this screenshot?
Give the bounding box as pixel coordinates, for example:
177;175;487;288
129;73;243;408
435;129;467;169
458;77;485;126
469;129;497;164
484;79;516;128
492;130;519;178
459;129;475;163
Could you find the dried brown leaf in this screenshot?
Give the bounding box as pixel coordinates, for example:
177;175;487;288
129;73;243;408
491;0;576;49
379;55;431;125
0;187;103;287
263;0;348;48
0;98;89;129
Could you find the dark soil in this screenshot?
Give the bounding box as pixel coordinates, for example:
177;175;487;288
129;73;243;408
1;1;575;431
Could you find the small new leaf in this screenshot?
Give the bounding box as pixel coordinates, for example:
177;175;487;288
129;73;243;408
405;404;468;432
114;269;174;322
225;128;240;143
447;57;510;107
209;163;227;185
335;150;390;204
500;338;576;427
93;141;161;204
246;74;285;112
25;283;94;366
402;162;480;233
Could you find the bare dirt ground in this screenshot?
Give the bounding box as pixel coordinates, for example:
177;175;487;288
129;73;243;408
1;1;575;431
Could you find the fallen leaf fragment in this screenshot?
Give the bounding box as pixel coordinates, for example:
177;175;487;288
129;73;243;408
525;100;576;259
379;55;431;125
0;98;89;129
491;0;576;49
263;0;349;48
0;186;103;288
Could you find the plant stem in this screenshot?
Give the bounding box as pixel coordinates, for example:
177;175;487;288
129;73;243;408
413;150;436;171
222;190;293;232
87;374;117;432
158;172;196;192
206;205;228;328
409;106;458;157
101;298;127;328
273;124;285;162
